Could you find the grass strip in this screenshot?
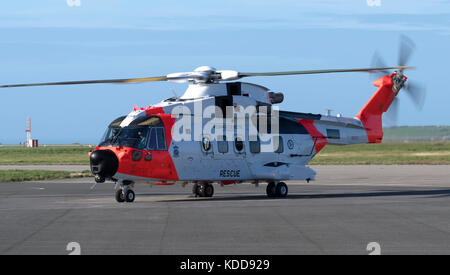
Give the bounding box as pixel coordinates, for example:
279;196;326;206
0;170;92;182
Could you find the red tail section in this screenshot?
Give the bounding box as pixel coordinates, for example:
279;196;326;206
356;74;401;143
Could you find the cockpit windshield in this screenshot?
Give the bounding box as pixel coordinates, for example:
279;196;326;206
100;126;149;149
98;116;167;150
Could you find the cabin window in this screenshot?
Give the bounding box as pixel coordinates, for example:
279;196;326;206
275;136;284;153
234;137;244;152
249;136;261;153
327;129;341;139
279;117;308;134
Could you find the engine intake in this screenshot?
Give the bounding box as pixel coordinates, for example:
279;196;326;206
269;91;284;104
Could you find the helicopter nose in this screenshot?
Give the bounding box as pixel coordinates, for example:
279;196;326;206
90;150;119;179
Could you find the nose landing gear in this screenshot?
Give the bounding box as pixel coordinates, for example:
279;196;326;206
115;188;125;203
94;175;105;183
115;181;135;203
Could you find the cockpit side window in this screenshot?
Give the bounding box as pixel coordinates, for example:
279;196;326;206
156;128;167;150
148;128;157;150
134;129;149;150
148;127;167;151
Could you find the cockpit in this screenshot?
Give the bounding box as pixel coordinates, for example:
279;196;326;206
98;116;167;150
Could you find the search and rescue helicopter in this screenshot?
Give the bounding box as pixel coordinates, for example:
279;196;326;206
1;36;425;203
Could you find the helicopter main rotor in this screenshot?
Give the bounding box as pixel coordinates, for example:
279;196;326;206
0;64;411;88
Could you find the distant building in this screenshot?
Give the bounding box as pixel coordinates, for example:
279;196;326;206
25;117;38;148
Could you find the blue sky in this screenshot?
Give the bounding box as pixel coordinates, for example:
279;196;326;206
1;0;449;144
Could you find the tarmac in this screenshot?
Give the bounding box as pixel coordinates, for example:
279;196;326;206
0;165;449;255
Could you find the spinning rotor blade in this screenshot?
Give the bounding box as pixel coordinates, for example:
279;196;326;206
384;82;426;125
0;76;168;88
241;35;414;80
238;66;411;78
370;51;390;80
398;35;416;67
376;35;425;125
385;97;400;126
404;81;426;110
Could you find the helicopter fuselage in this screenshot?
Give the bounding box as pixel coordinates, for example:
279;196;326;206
90;81;373;188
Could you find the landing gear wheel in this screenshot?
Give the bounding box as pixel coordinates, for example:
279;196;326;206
192;183;199;197
197;183;214;197
115;189;125;203
204;184;214;197
275;182;288;198
125;189;135;203
95;175;105;183
266;182;276;198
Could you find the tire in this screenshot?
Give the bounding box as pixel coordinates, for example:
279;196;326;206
197;184;206;197
195;184;214;198
115;189;125;203
266;182;276;198
125;189;135;203
275;182;288;198
192;183;199;196
204;184;214;197
95;175;105;183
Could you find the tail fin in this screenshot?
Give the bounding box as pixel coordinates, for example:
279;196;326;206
355;74;402;143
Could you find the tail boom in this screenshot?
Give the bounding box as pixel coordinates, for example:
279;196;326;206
355;74;404;143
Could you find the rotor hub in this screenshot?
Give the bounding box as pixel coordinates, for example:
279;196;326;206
194;66;217;73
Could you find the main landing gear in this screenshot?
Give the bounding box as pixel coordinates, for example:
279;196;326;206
115;181;135;203
266;182;288;198
193;183;214;197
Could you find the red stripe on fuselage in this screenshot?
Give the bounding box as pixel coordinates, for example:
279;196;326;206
296;119;328;153
145;106;164;116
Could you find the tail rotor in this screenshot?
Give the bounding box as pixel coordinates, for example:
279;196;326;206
371;35;426;124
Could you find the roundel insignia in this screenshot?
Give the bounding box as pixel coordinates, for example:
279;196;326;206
173;146;180;158
287;139;295;150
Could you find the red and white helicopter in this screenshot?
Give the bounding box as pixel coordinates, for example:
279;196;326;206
1;37;425;203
